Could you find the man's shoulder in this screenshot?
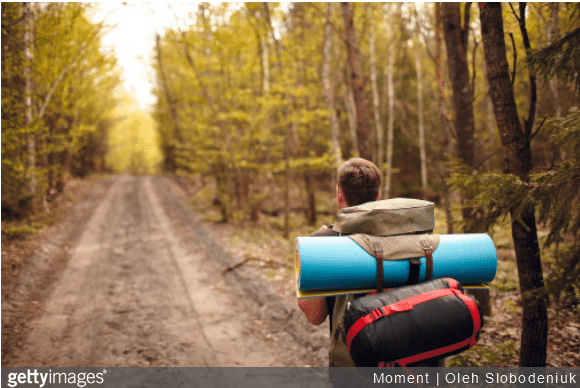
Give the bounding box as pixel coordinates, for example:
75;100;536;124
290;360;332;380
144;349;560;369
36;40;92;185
309;225;339;237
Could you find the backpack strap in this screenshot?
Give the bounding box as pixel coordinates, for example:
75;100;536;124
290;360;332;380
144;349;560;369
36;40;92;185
407;239;434;285
373;242;384;293
407;258;421;285
421;238;434;281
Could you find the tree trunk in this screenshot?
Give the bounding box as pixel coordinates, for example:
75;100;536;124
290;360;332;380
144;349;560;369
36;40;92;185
261;33;270;95
415;11;427;199
442;2;484;227
341;2;372;160
304;172;316;226
343;81;359;157
384;40;395;199
370;22;383;174
479;2;548;367
443;2;490;315
263;2;292;238
435;3;454;233
23;2;36;201
156;33;182;173
441;2;476;170
485;64;496;173
323;2;342;168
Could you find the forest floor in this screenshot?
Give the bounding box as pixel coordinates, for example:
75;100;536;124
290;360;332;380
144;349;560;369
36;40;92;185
2;174;578;368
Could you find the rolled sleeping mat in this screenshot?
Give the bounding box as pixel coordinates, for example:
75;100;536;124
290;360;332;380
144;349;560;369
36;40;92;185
295;233;497;292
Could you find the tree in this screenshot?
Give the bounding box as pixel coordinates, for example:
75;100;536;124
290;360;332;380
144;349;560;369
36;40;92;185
23;2;36;203
341;2;372;160
414;6;427;199
434;2;454;233
442;3;491;316
441;3;476;205
479;2;547;367
383;6;396;199
323;3;342;169
2;2;28;217
155;33;182;173
369;4;383;174
1;3;120;218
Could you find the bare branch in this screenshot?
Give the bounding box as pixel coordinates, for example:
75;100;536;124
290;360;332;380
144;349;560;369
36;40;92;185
509;32;517;85
222;256;291;274
509;2;521;23
530;116;547;141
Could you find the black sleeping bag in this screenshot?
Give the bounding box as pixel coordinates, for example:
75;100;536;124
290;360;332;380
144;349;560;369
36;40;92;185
343;278;482;367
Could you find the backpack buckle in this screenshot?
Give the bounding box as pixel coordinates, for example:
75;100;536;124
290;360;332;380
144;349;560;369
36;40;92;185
371;308;384;320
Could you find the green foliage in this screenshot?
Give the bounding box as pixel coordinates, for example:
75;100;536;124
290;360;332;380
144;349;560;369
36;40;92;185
107;94;162;175
493;258;520;292
1;222;43;241
448;158;529;233
1;3;121;218
528;24;580;92
449;108;580;303
152;3;342;222
532;108;580;245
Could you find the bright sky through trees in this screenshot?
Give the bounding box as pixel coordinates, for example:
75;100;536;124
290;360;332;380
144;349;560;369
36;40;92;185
91;2;284;111
91;2;196;110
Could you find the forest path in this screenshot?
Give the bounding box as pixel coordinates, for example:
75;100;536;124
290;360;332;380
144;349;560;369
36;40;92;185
2;175;326;367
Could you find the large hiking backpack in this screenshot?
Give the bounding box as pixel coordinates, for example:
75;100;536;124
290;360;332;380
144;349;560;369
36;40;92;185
334;198;483;367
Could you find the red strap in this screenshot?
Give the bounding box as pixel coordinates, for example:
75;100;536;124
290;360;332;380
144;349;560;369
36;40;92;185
346;279;459;351
456;292;481;345
395;337;474;366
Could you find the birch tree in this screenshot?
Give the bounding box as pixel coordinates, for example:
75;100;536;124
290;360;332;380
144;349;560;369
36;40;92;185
384;30;395;199
415;6;428;199
369;5;383;174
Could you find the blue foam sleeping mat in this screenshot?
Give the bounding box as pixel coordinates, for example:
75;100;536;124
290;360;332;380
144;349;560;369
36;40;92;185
295;233;497;298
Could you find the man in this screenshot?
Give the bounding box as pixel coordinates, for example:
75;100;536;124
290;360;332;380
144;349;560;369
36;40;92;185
298;157;382;367
298;157;444;368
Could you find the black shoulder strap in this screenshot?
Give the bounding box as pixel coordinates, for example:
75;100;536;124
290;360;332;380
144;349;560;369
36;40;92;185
373;242;384;293
407;258;421;285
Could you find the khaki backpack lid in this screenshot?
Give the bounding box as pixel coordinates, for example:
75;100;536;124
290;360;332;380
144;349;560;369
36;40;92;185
349;233;440;260
333;198;435;236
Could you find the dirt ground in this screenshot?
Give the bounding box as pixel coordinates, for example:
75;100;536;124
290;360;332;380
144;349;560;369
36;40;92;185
2;175;328;367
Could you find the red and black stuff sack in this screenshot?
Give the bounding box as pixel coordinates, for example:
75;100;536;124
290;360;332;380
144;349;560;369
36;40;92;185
343;278;482;367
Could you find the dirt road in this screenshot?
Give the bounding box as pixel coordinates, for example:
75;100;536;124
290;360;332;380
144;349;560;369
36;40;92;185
2;175;328;367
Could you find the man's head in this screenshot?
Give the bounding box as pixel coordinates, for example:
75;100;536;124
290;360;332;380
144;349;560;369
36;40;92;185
337;158;382;209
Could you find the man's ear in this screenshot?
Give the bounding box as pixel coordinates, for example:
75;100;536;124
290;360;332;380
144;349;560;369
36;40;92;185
337;186;346;209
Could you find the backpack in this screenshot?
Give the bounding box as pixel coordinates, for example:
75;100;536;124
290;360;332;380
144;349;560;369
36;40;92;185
333;198;483;367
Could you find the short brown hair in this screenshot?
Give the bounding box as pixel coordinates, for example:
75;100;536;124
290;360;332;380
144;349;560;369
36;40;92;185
337;158;382;206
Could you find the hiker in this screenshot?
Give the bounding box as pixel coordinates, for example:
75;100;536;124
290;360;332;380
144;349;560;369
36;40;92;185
298;157;381;367
298;157;445;368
